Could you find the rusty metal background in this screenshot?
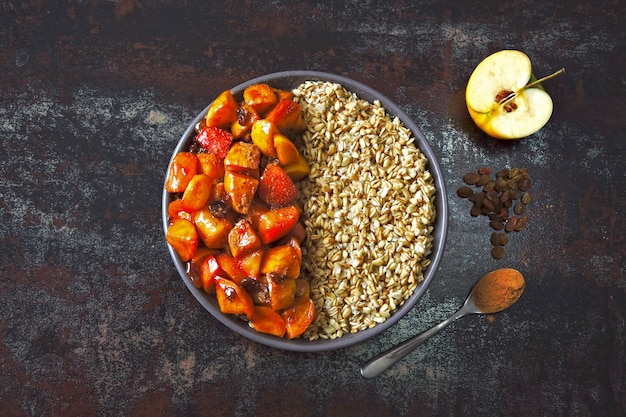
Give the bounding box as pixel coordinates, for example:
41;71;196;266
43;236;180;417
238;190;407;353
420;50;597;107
1;1;624;416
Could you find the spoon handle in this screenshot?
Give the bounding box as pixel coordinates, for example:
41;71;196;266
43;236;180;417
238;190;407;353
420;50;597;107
360;308;466;379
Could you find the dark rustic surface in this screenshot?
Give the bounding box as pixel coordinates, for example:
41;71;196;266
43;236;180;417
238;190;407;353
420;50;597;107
1;1;625;416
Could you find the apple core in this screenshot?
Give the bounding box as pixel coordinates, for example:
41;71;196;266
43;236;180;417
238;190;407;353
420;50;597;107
495;89;518;113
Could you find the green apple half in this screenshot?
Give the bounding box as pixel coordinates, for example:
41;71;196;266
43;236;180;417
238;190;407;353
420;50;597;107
466;50;559;140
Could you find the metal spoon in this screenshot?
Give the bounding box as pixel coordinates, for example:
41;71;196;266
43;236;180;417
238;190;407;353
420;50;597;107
360;268;524;379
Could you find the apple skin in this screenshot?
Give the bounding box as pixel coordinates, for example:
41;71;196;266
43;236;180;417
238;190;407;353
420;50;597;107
466;50;554;140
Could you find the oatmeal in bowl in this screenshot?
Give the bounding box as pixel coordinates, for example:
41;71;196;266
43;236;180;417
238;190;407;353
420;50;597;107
162;71;448;352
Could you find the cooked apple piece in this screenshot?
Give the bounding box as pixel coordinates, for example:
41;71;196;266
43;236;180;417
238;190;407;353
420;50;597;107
208;181;228;203
228;218;263;258
286;237;302;262
263;273;297;311
168;199;192;221
243;83;278;115
181;174;213;211
193;208;233;249
257;205;300;244
224;141;261;171
224;170;259;215
273;88;294;102
249;306;286;337
199;255;226;294
215;253;247;284
165;152;199;193
197;153;225;179
214;277;254;319
259;245;301;280
245;198;270;230
275;222;307;246
205;90;239;128
273;133;301;166
166;218;198;262
283;154;311;181
231;104;260;139
186;246;220;290
250;119;278;158
294;278;310;300
264;99;305;135
258;163;298;207
281;297;315;339
190;246;219;270
238;248;264;279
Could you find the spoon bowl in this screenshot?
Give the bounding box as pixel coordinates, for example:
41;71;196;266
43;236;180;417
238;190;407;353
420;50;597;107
360;268;524;379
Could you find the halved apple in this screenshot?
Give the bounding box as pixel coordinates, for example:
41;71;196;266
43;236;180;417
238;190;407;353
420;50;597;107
466;50;562;140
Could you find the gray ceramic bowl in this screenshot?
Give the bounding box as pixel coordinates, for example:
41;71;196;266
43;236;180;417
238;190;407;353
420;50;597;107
162;71;448;352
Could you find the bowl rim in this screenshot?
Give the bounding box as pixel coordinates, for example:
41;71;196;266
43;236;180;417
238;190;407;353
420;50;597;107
162;70;448;352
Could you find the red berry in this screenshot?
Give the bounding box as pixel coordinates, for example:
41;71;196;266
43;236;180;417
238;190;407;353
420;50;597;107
258;163;298;207
196;126;234;159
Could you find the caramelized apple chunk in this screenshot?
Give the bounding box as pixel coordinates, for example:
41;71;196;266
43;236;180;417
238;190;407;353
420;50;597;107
265;99;305;135
215;277;254;319
243;84;277;115
281;297;316;339
166;218;198;262
205;90;238;128
165;152;199;193
249;306;286;337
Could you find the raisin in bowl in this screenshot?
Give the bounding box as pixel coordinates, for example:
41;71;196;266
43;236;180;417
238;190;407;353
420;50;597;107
162;71;448;352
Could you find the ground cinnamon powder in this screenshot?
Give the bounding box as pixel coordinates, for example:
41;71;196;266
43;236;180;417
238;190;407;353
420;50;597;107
472;268;525;313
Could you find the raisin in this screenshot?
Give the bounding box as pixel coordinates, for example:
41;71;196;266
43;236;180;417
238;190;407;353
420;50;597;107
457;166;533;261
463;172;481;185
456;186;473;198
491;246;505;260
208;200;229;218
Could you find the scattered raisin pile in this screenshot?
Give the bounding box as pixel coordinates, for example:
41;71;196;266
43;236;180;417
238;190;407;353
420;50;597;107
457;167;532;260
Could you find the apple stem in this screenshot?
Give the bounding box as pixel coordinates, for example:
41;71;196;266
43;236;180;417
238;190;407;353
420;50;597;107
500;68;565;107
522;68;566;91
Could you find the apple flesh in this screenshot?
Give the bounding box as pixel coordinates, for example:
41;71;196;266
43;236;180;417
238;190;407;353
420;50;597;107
466;50;554;140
